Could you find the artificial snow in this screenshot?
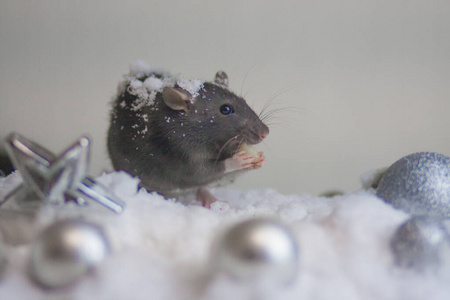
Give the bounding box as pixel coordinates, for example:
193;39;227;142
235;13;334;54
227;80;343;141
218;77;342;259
126;75;175;111
127;60;170;82
177;78;205;100
129;60;153;77
117;61;177;111
0;171;450;300
117;61;206;111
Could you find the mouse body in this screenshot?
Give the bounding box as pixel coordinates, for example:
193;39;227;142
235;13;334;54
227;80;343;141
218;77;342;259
107;62;269;207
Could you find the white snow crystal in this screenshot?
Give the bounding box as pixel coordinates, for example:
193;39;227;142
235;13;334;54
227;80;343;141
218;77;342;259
143;76;164;91
129;60;152;77
116;61;177;110
177;78;205;101
128;60;169;79
116;61;209;112
126;78;164;111
128;79;145;98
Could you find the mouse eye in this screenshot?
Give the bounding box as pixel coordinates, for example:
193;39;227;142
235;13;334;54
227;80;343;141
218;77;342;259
220;104;234;115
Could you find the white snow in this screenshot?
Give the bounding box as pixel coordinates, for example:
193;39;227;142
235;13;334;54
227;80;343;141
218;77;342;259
127;77;169;111
128;60;168;80
129;60;152;77
117;61;177;111
0;171;450;300
127;79;148;104
140;126;148;135
143;76;164;91
177;78;205;101
116;61;208;112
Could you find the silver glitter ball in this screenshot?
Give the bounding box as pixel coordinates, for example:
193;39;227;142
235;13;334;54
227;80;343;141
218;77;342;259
390;216;450;270
29;219;110;288
376;152;450;217
212;218;299;285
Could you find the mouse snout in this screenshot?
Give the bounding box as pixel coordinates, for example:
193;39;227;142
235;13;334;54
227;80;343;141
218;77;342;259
245;124;269;144
259;125;270;141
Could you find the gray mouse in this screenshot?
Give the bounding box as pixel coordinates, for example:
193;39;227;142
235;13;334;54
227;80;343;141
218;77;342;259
107;63;269;207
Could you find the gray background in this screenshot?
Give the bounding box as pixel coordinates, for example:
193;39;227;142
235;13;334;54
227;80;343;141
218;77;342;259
1;0;449;195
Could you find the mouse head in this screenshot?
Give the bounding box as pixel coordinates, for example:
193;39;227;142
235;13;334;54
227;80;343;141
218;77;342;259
162;71;269;155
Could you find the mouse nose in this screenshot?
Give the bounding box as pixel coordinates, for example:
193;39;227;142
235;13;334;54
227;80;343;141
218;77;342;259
260;127;270;140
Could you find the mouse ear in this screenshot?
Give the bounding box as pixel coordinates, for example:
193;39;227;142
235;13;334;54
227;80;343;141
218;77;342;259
162;87;191;112
214;71;228;87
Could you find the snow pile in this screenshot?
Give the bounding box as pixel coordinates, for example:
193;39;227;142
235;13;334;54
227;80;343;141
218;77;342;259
124;76;175;111
0;171;450;300
117;61;205;110
177;78;205;100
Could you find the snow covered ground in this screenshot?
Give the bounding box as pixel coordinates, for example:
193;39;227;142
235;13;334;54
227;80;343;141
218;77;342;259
0;171;449;300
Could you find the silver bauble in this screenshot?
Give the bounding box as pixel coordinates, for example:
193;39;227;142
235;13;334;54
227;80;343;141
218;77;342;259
29;219;110;288
376;152;450;217
391;216;450;270
212;218;299;285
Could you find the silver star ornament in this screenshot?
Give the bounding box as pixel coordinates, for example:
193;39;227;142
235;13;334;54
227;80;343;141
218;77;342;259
0;133;125;213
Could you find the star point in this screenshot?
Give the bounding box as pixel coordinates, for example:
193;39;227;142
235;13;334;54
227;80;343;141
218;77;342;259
1;133;125;214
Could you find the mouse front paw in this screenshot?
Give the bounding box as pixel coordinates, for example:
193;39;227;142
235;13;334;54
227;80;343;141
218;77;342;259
224;151;265;173
252;152;265;169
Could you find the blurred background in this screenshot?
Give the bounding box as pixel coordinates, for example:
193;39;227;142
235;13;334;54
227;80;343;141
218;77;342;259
1;0;449;195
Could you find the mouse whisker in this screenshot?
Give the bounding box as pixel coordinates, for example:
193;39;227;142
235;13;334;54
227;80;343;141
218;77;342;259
263;111;299;131
258;86;303;121
265;120;296;131
234;137;245;155
214;135;240;165
240;64;257;97
260;106;303;123
258;87;295;119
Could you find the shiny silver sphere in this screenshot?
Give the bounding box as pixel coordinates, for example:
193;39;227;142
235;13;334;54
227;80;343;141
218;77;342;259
29;219;110;288
377;152;450;217
391;216;450;270
212;218;299;285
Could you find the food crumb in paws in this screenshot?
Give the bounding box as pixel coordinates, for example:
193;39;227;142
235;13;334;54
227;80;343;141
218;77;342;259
239;143;259;162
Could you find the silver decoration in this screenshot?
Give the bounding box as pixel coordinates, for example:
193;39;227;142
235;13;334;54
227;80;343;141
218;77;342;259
212;218;299;285
376;152;450;217
0;133;125;213
390;216;450;271
29;219;110;288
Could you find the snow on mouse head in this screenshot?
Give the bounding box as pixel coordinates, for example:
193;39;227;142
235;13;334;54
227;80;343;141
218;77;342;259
161;71;270;159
